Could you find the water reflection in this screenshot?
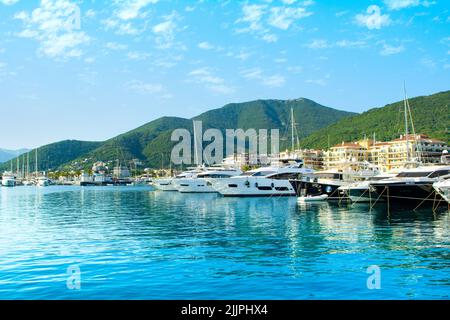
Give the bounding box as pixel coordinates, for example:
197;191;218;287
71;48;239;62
0;186;448;299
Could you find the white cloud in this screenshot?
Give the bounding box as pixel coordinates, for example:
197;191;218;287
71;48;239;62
14;0;90;59
306;39;367;49
0;0;19;5
126;80;165;94
116;0;159;20
306;39;329;49
383;0;434;10
261;33;278;43
105;42;128;50
103;0;159;35
420;58;436;68
188;68;234;94
240;67;286;88
127;51;150;60
306;78;326;86
268;7;312;30
380;44;404;56
152;12;180;49
355;5;391;30
236;2;313;42
335;40;367;48
263;75;286;88
198;41;214;50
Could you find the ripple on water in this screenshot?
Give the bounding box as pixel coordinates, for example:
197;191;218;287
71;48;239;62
0;186;449;299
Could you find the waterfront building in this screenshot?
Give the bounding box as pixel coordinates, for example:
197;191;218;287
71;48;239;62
279;149;324;170
324;141;370;171
323;134;449;172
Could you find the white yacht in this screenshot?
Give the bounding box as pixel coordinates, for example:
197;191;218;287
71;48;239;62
432;175;450;204
1;172;16;187
211;160;314;197
178;167;243;193
339;173;396;203
37;176;50;187
370;166;450;205
152;167;205;191
295;162;382;200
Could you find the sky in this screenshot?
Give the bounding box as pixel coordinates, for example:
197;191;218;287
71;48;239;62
0;0;449;149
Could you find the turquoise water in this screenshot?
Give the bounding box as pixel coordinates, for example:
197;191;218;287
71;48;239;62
0;186;448;300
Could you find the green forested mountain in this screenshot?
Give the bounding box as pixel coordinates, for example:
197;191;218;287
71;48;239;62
0;148;29;163
0;140;102;172
4;90;447;172
299;90;450;149
67;98;353;169
2;98;353;171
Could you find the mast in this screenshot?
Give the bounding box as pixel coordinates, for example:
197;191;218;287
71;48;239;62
403;82;410;163
35;148;38;178
290;107;295;151
16;153;19;177
26;152;30;180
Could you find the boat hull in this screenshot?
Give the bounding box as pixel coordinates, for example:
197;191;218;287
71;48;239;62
371;182;440;206
178;179;216;193
290;180;346;200
152;179;179;191
1;180;15;187
212;178;296;197
433;182;450;204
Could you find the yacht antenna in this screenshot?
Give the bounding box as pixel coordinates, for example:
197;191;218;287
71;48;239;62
403;82;410;163
290;107;295;151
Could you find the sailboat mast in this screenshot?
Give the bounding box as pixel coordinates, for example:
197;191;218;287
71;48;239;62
35;148;38;177
403;83;410;162
27;152;29;179
291;107;295;151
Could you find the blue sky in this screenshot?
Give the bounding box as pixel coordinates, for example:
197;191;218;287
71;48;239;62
0;0;449;149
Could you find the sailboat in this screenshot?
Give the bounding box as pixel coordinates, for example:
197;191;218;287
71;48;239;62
22;152;34;186
34;148;50;187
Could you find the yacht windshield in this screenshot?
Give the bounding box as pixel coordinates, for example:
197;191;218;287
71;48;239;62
315;173;342;180
397;172;432;178
252;171;277;177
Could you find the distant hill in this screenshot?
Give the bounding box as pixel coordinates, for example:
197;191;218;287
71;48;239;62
0;148;29;163
1;98;353;171
299;90;450;149
0;140;102;172
67;98;354;169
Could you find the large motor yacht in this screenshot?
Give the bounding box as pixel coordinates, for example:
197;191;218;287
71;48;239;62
370;166;450;205
177;167;243;193
211;159;314;197
152;167;205;191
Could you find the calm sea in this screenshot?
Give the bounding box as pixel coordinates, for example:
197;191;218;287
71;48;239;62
0;186;448;300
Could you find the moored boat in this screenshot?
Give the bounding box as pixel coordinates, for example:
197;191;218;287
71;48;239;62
1;172;16;187
178;167;242;193
432;176;450;205
212;159;314;197
370;166;450;206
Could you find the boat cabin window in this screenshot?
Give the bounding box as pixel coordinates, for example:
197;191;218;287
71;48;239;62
199;173;232;178
268;172;301;180
428;170;450;178
251;171;276;177
315;173;343;180
396;171;432;178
